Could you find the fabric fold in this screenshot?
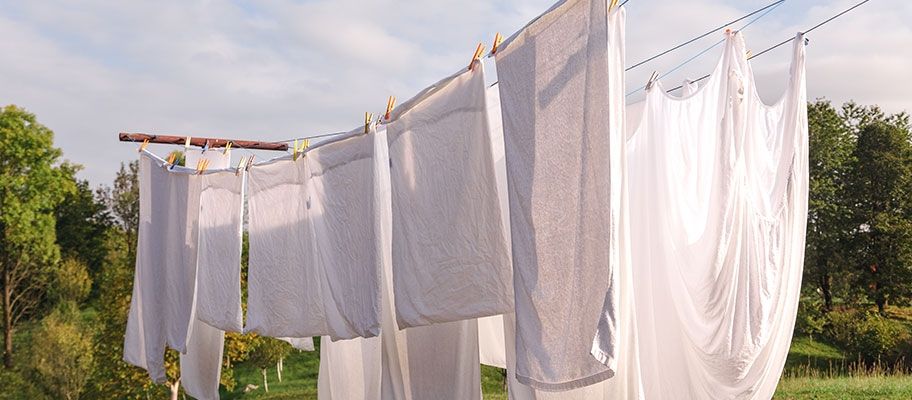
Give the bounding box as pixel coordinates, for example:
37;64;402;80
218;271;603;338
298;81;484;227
494;0;625;390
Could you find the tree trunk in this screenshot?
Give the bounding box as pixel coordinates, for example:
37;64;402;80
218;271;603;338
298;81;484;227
3;268;13;369
277;358;283;382
262;368;269;392
169;380;181;400
819;271;833;311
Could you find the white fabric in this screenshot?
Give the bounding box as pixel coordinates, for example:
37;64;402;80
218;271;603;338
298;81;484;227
386;64;512;328
184;148;231;172
483;82;641;400
246;130;382;340
318;126;482;400
592;31;808;399
281;337;316;351
495;0;625;390
181;161;243;400
124;153;201;384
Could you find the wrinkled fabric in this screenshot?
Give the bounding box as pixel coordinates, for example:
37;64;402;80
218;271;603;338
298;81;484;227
483;82;641;400
124;153;201;384
592;31;808;399
386;63;512;328
495;0;625;390
246;129;382;340
318;126;482;400
181;155;241;400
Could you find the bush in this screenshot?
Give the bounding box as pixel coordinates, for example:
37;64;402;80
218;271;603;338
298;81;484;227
795;295;828;338
825;309;912;368
28;308;95;400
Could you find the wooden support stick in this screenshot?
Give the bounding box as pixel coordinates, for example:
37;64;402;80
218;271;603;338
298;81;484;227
119;132;289;151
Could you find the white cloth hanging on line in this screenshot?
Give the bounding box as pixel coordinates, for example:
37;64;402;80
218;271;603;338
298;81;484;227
385;61;513;329
124;152;202;384
245;128;382;340
318;124;482;400
181;153;241;400
481;81;642;400
591;31;809;399
495;0;626;391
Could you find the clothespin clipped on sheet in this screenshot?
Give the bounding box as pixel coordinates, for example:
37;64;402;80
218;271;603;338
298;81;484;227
364;112;374;134
745;49;753;59
468;43;485;71
138;139;150;153
184;136;192;150
166;152;177;165
489;33;504;56
245;155;255;171
609;0;620;11
385;96;396;121
196;158;210;175
235;156;247;176
293;139;300;161
645;71;659;91
201;140;210;154
223;141;232;155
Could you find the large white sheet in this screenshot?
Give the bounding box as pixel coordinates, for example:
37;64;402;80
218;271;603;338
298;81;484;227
385;63;512;328
494;0;625;390
124;153;201;384
245;130;382;340
318;126;482;400
592;31;809;399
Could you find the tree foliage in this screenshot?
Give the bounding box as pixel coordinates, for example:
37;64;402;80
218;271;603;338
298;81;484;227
28;308;94;400
0;105;74;368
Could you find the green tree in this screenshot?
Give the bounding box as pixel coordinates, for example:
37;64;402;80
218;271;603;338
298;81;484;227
805;100;856;310
248;337;291;393
55;173;111;298
29;308;94;400
0;105;74;368
847;122;912;315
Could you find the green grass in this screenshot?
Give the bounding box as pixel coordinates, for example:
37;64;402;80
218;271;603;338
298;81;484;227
775;375;912;399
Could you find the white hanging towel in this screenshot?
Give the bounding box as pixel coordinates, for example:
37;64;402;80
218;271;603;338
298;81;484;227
494;0;626;390
385;62;512;328
246;129;382;340
592;31;809;399
318;126;482;400
482;82;642;400
124;153;202;384
181;154;241;400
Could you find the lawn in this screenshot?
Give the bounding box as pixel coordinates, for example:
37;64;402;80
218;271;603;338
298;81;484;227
222;335;912;399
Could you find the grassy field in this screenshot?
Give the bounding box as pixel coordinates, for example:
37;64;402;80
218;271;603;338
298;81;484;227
219;335;912;399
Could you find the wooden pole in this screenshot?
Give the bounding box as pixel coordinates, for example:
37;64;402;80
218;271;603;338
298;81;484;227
119;132;289;151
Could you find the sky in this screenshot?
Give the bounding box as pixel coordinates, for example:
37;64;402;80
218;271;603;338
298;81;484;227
0;0;908;187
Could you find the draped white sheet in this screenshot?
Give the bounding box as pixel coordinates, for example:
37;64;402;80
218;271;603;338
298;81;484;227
592;31;809;399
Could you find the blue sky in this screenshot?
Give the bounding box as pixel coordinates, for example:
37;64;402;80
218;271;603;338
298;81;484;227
0;0;908;186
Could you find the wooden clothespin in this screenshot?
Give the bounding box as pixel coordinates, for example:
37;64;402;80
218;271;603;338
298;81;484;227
166;152;177;165
293;139;300;161
235;156;247;176
609;0;620;11
468;43;485;71
364;112;374;134
138;139;150;153
745;49;753;59
645;71;659;91
195;158;210;174
385;96;397;121
245;155;255;171
184;136;192;150
223;141;232;155
490;33;504;56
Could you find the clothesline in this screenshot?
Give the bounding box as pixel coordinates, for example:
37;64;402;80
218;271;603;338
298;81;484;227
664;0;872;93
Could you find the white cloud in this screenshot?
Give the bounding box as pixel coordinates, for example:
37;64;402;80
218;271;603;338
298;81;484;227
0;0;906;186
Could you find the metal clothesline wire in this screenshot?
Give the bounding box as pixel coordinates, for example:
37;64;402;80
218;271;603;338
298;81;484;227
625;0;786;71
625;0;786;97
664;0;873;93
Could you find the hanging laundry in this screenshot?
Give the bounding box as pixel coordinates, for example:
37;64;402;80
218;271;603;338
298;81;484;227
592;31;808;399
385;62;512;328
185;148;231;172
482;83;642;400
180;155;240;400
124;152;202;384
318;125;482;400
246;128;383;340
494;0;626;391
